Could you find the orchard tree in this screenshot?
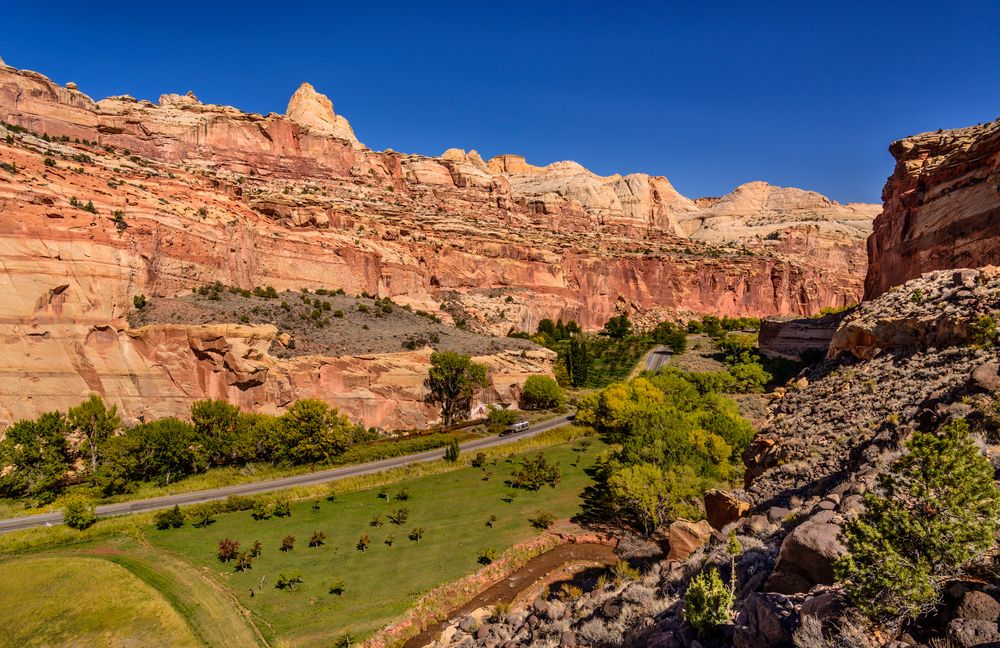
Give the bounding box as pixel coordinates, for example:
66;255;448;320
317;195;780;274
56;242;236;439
67;395;120;474
425;352;488;426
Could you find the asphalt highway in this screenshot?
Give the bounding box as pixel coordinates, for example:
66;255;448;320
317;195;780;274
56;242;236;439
0;414;575;534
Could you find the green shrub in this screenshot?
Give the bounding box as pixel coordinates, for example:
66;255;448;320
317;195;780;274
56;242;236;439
486;405;519;433
478;547;498;564
132;294;147;309
528;511;555;529
971;315;997;347
521;375;565;410
154;505;185;530
835;419;1000;622
329;578;346;595
444;438;461;463
684;568;733;637
62;496;97;530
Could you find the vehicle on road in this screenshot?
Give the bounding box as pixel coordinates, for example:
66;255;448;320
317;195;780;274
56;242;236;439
500;420;530;436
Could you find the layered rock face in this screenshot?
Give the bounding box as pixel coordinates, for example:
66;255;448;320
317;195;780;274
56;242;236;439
0;61;876;427
865;119;1000;299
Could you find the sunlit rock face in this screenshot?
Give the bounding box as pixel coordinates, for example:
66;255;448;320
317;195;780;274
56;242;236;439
865;119;1000;299
0;62;877;427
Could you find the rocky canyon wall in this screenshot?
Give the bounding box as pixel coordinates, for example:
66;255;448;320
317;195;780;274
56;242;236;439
865;119;1000;298
0;59;878;427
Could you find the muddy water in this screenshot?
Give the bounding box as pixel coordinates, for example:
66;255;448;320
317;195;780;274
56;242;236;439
403;542;617;648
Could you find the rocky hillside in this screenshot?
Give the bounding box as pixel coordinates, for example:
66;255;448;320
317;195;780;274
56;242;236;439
423;269;1000;648
865;118;1000;299
0;59;877;427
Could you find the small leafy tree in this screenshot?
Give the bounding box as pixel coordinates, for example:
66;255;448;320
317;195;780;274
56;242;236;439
684;568;733;637
602;314;632;339
408;527;424;542
521;375;565;410
356;534;370;551
249;540;262;558
388;507;409;525
218;538;240;562
835;419;1000;622
235;552;253;572
275;573;303;591
425;352;488;426
329;578;346;595
308;531;326;547
510;454;561;490
154;505;185;530
478;547;498;565
280;535;295;552
529;511;555;529
63;496;96;530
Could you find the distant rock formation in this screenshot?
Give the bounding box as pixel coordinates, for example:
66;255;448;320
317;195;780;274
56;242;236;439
865;119;1000;298
285;82;359;145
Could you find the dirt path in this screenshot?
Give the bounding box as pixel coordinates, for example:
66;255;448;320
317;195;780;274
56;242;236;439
403;542;617;648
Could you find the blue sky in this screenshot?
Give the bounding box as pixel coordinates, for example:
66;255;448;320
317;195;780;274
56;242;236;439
3;1;998;203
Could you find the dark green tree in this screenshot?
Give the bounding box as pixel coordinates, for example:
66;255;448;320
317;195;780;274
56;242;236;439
836;419;1000;621
425;352;488;426
190;399;240;466
565;335;591;388
274;399;357;466
521;375;565;410
602;314;632;339
0;411;73;504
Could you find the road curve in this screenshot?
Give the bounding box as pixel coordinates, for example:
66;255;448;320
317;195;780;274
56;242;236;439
644;345;672;373
0;414;575;534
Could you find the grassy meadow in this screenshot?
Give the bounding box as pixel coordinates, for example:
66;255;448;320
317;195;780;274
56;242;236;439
0;433;605;647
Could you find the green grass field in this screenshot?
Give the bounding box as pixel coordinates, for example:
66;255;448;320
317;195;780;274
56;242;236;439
0;555;201;647
147;438;605;645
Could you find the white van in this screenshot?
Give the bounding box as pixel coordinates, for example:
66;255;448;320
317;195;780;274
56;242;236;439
501;420;530;436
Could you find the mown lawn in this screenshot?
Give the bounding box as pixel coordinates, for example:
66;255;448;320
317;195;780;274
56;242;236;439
148;438;605;645
0;556;201;647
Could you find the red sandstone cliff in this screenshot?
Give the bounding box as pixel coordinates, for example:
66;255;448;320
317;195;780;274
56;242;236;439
0;60;878;427
865;119;1000;299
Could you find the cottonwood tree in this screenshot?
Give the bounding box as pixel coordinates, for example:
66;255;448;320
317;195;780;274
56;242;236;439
425;352;488;426
67;395;120;474
0;411;74;504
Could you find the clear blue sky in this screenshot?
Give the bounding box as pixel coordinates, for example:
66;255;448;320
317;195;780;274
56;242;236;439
3;1;998;203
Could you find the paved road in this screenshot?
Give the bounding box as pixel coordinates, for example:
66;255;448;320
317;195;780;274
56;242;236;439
644;345;672;372
0;414;575;534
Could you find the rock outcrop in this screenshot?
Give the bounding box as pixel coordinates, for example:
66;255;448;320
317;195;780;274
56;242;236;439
865;118;1000;299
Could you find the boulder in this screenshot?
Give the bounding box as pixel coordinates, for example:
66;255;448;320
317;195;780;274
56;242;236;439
970;362;1000;393
765;517;847;594
704;489;751;530
733;593;797;648
666;519;714;561
948;617;1000;647
954;590;1000;623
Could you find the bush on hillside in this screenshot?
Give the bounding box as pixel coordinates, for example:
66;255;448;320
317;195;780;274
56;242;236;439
835;418;1000;622
684;568;733;637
